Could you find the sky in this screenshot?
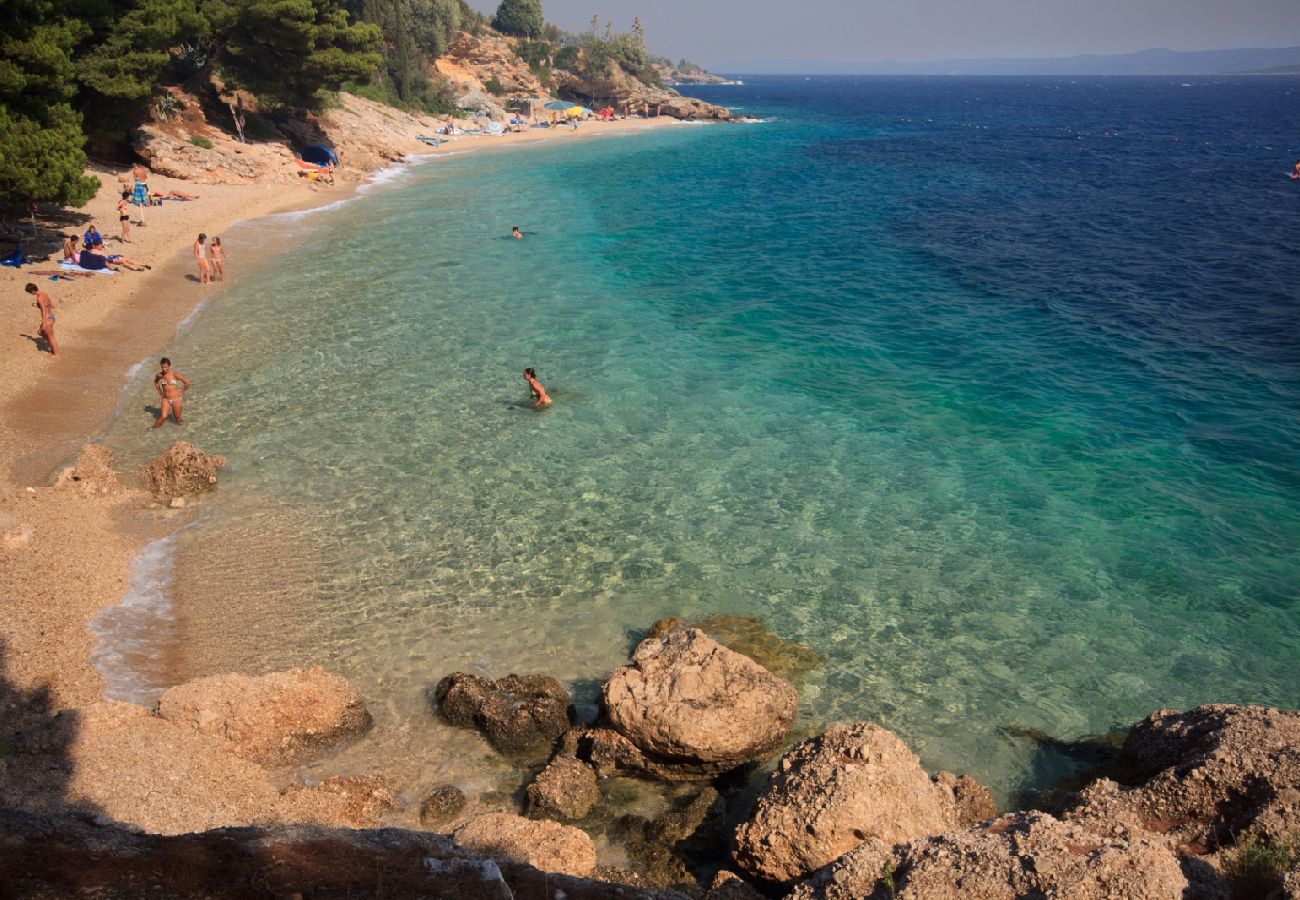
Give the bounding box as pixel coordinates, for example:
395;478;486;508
467;0;1300;71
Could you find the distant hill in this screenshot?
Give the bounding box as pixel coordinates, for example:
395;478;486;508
723;46;1300;76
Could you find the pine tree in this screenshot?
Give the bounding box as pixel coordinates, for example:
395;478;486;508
491;0;542;38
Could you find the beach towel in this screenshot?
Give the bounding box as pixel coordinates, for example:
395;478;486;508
60;259;115;275
1;246;28;267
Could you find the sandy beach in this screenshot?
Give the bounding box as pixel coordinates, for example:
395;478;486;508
0;109;675;747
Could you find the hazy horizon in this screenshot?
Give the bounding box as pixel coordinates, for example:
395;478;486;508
465;0;1300;72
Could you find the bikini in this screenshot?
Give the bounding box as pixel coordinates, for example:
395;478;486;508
158;374;183;401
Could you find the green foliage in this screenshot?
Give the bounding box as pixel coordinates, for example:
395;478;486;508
482;76;505;96
213;0;382;109
240;112;281;141
0;6;98;204
189;134;213;148
880;860;897;899
552;44;579;72
1221;832;1298;899
564;25;660;86
77;0;209;101
491;0;541;37
153;93;182;121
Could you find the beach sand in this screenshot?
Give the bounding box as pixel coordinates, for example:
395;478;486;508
0;111;677;824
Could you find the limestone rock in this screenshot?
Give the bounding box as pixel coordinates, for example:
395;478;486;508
279;774;397;828
435;672;573;756
139;441;226;496
526;755;600;821
602;628;797;771
933;770;999;826
1065;705;1300;854
732;723;990;886
157;667;371;766
453;811;596;877
420;784;468;826
437;31;544;101
646;615;824;682
791;811;1192;900
704;870;768;900
53;444;121;496
561;725;740;782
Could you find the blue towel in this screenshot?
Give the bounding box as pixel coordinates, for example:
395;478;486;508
1;246;27;267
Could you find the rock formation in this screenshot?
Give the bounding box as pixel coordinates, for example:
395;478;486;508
602;628;797;775
139;441;226;495
732;722;996;886
646;615;824;682
525;755;600;820
53;444;122;496
420;784;468;826
434;672;573;756
156;667;371;766
789;811;1192;900
452;811;597;877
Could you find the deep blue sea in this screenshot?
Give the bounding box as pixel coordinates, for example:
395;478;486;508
101;76;1300;808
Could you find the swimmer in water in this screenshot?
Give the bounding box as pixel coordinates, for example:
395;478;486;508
523;367;551;407
512;226;523;239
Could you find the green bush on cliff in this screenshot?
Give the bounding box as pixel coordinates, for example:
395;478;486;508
1221;832;1298;898
492;0;542;38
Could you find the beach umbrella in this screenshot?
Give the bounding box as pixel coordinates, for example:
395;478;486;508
301;145;338;167
543;100;572;111
564;106;585;117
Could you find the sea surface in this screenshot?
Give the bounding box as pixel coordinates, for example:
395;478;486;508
99;76;1300;810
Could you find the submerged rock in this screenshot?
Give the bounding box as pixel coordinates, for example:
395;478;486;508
434;672;573;757
139;441;226;495
603;628;797;772
526;756;600;821
647;615;824;683
157;667;371;766
452;811;596;877
732;722;995;886
419;785;467;826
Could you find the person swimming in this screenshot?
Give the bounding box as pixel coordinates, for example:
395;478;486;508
512;226;523;239
523;367;551;407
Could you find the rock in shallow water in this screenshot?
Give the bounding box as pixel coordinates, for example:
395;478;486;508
419;784;467;826
526;755;600;821
602;628;797;770
434;672;573;757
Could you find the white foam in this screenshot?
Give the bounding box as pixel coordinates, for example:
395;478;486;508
89;530;181;705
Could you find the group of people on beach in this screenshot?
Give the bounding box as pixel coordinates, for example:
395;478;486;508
193;233;226;285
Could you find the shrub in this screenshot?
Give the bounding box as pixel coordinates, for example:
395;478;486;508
1221;832;1298;899
189;135;214;149
483;77;505;96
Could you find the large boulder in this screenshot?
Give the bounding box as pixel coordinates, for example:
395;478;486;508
789;811;1193;900
157;667;371;766
453;812;596;877
1065;705;1300;854
602;628;797;773
559;725;741;782
139;441;226;495
526;756;600;821
646;615;823;683
732;722;994;886
434;673;573;756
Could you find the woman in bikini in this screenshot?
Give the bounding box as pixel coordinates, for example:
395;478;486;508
25;283;58;357
152;357;190;427
194;233;210;285
210;236;226;282
117;190;132;243
523;367;551;408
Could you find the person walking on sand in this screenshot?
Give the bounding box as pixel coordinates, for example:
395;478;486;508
152;357;190;427
523;367;551;408
117;190;133;243
25;284;58;357
210;236;226;281
194;233;210;285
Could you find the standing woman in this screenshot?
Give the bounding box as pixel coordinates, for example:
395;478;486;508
152;358;190;427
210;236;226;282
193;233;210;285
117;190;132;243
25;283;58;357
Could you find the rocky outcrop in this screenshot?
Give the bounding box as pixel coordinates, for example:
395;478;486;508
139;441;226;495
789;811;1193;900
551;65;731;120
732;722;995;886
602;628;797;775
437;31;544;100
434;672;573;756
559;725;743;782
526;755;600;820
453;812;597;877
156;667;371;766
53;444;122;496
1065;705;1300;855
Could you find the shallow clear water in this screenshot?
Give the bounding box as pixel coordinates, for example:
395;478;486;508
102;77;1300;807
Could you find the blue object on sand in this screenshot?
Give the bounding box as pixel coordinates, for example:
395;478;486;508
302;145;339;167
1;245;27;267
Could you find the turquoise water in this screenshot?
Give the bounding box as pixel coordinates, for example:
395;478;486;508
102;78;1300;806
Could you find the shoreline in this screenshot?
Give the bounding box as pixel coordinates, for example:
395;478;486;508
0;111;680;732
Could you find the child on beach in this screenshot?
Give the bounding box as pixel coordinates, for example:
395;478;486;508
62;234;80;262
117;190;133;243
152;357;190;427
210;237;226;281
523;367;551;408
194;233;210;285
25;283;58;357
